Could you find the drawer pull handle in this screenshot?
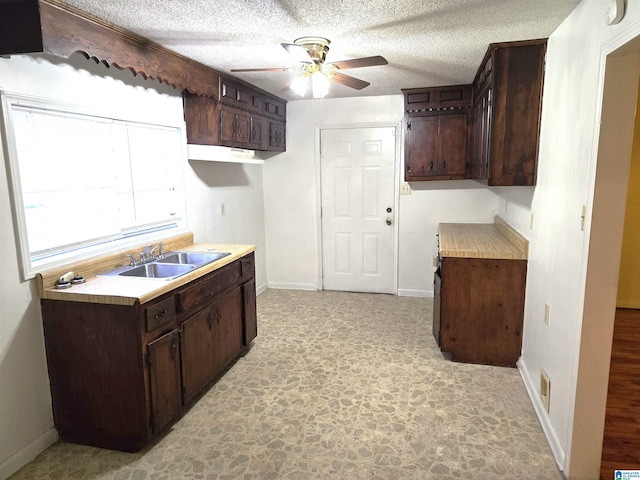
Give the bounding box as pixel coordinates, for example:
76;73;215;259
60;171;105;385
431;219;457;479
154;310;169;320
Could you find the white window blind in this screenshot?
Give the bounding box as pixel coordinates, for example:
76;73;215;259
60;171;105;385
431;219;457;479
1;92;186;279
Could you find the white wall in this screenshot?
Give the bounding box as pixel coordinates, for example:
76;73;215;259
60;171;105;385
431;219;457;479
185;161;267;292
0;53;268;477
495;0;640;477
263;95;501;296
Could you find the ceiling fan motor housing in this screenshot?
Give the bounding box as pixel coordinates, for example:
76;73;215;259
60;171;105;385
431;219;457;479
294;36;331;64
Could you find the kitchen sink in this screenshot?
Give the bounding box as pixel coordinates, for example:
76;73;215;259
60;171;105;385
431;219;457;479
156;251;230;266
97;250;231;280
118;263;195;279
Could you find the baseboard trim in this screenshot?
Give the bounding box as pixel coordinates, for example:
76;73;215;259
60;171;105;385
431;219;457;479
397;288;432;298
266;282;318;291
256;281;268;295
517;357;566;472
0;428;57;479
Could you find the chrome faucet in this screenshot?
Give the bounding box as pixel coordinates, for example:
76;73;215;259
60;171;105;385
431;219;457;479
125;241;164;267
149;241;164;260
140;244;152;263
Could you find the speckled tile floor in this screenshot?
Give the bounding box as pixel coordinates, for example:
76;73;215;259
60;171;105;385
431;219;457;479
10;289;562;480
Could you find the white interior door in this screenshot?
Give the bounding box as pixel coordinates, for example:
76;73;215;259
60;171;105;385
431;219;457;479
321;127;396;293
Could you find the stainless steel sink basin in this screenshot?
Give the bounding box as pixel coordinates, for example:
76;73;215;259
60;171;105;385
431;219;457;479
97;250;231;280
156;251;230;266
118;263;195;279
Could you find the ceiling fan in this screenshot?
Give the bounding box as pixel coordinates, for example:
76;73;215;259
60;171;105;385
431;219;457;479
230;36;388;98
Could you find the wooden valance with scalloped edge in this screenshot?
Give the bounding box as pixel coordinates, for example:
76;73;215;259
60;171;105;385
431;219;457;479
0;0;220;99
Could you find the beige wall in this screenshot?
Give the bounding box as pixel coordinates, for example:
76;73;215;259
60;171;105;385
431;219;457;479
616;82;640;308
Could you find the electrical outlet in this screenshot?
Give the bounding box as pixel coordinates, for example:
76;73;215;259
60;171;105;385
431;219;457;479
540;369;551;412
530;213;534;230
400;182;411;195
544;303;550;326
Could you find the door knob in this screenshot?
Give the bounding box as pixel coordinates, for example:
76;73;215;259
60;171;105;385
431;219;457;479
386;218;392;225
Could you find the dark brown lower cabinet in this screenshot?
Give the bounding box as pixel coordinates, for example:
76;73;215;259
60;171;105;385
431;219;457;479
434;256;527;367
148;329;182;434
181;308;216;405
41;253;257;452
215;287;244;374
243;277;257;345
433;269;442;346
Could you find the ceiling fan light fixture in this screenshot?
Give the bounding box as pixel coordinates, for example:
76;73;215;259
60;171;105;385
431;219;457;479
290;74;309;97
233;36;387;98
312;71;330;98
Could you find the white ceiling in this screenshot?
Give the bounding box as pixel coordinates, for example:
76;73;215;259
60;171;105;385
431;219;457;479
60;0;581;101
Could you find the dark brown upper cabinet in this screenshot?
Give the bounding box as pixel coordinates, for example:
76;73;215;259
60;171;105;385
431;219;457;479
469;39;547;186
403;39;546;186
184;77;287;152
402;85;472;181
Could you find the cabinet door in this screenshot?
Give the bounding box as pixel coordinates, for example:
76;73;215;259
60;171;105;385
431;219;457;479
235;111;250;144
438;114;468;176
243;278;257;346
433;269;442;346
181;308;215;405
183;92;220;145
220;108;236;144
405;116;438;180
268;120;286;151
469;92;490;180
249;115;263;149
488;42;545;186
215;287;244;373
147;329;181;434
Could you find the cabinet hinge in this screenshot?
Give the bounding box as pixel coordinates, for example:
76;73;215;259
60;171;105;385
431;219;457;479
407;121;412;131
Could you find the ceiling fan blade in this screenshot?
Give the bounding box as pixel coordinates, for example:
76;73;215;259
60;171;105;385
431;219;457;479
230;67;293;72
330;72;370;90
328;56;388;70
281;43;313;63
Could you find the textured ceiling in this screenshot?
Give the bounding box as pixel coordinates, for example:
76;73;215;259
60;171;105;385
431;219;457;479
59;0;581;101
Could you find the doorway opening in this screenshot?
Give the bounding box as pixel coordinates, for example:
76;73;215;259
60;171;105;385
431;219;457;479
570;31;640;478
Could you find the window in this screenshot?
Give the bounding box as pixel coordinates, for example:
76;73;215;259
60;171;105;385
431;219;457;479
1;91;187;279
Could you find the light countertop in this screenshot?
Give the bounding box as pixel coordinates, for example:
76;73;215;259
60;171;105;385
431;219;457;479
37;234;255;306
438;216;528;260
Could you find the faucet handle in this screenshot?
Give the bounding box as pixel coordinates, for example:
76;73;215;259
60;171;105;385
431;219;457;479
125;254;136;267
140;244;152;263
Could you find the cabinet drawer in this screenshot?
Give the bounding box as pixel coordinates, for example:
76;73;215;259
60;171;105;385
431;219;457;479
402;85;472;113
145;296;176;333
263;98;286;121
177;262;241;315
